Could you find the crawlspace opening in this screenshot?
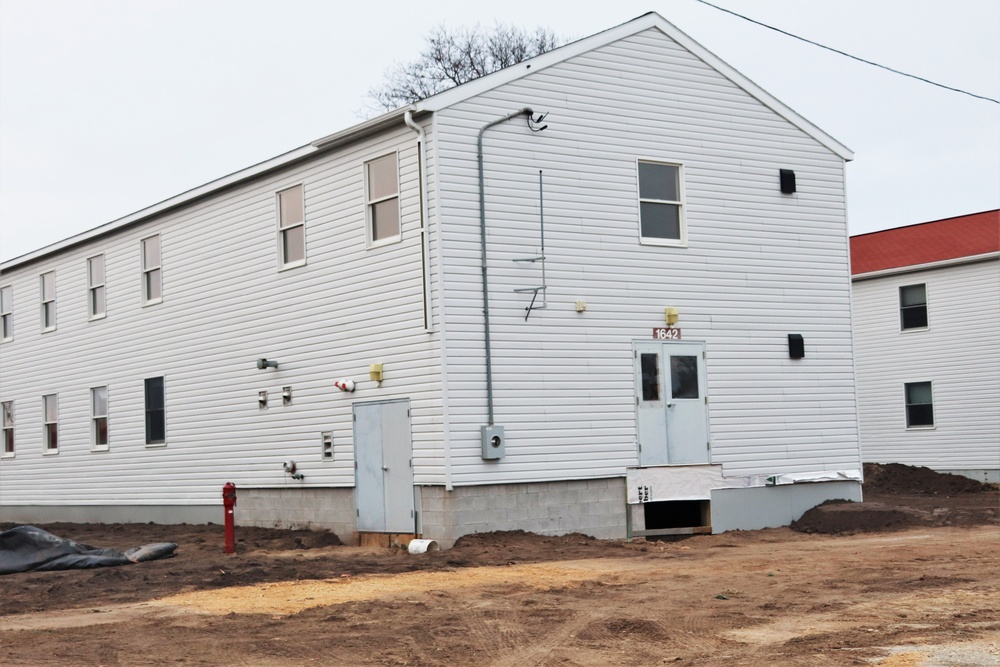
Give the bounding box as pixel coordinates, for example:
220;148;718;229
643;499;710;529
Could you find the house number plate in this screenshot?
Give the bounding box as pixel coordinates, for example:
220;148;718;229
653;328;681;340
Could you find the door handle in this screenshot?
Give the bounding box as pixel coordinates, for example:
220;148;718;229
667;402;676;408
382;466;389;471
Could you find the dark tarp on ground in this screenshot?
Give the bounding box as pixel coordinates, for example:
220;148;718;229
0;525;178;575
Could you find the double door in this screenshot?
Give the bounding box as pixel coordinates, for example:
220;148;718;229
634;341;710;466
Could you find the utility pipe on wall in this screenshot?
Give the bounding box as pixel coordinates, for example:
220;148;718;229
478;107;534;426
404;110;433;332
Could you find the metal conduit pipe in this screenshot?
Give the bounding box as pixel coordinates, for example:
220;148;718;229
478;107;534;426
403;110;433;332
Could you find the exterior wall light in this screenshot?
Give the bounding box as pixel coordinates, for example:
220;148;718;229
664;307;679;325
369;363;384;386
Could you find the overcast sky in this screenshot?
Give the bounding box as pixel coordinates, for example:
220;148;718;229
1;0;997;263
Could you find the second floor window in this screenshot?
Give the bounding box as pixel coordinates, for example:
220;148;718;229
277;185;306;268
366;154;400;245
88;254;107;319
0;285;11;341
637;160;685;246
142;235;162;304
899;284;927;330
40;271;56;331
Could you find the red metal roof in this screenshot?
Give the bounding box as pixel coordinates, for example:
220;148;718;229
851;210;1000;275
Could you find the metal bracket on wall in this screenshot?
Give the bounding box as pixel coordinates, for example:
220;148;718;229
513;170;547;321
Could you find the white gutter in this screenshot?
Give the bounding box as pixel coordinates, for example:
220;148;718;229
403;110;433;333
852;251;1000;281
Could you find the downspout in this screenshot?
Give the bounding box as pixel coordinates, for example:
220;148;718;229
478;107;533;426
404;110;433;332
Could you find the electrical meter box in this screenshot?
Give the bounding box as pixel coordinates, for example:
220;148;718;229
481;425;505;460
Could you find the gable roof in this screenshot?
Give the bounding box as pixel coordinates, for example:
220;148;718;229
850;210;1000;276
407;11;853;161
4;12;850;272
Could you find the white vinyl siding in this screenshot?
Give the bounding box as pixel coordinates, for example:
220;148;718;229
854;258;1000;471
0;285;12;341
433;27;857;485
0;122;444;507
142;235;162;304
40;271;56;331
88;254;107;319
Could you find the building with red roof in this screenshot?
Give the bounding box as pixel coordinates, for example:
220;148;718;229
851;210;999;482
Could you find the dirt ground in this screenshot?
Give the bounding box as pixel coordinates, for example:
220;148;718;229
2;464;998;666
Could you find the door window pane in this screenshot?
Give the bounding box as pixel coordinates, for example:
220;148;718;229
670;356;699;399
640;353;660;401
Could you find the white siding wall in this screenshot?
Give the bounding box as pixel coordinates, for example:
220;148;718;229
853;259;1000;469
0;125;446;507
434;28;860;485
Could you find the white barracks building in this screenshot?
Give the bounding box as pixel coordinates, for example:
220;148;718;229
0;13;863;546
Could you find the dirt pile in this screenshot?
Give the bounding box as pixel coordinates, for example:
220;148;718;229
791;463;999;534
863;462;995;495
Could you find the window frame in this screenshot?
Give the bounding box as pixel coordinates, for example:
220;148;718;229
91;385;109;451
141;235;162;306
636;158;687;248
144;376;166;446
899;283;928;332
88;254;107;320
40;271;57;332
904;381;935;429
364;152;402;248
0;284;12;342
276;184;307;270
1;400;13;458
42;393;58;454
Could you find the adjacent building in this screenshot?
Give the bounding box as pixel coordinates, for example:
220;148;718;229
851;210;1000;483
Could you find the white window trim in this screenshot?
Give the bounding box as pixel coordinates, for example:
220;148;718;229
636;158;687;248
276;184;307;271
141;235;163;306
88;254;107;321
91;385;110;452
898;283;929;333
42;393;58;455
144;374;167;447
0;285;12;342
40;271;57;332
365;151;402;249
1;400;13;458
903;380;935;430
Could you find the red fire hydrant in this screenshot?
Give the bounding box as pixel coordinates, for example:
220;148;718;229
223;482;237;554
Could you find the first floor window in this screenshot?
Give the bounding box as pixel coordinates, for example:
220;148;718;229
88;254;107;319
145;377;165;444
42;394;58;451
92;386;109;449
142;235;162;304
40;271;56;330
365;154;400;244
2;401;13;455
905;381;934;428
638;160;685;245
0;285;12;341
277;185;306;267
899;284;927;330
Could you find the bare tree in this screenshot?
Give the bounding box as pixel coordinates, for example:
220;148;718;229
367;23;564;112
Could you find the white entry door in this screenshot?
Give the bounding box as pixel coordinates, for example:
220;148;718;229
353;399;415;533
635;341;710;466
